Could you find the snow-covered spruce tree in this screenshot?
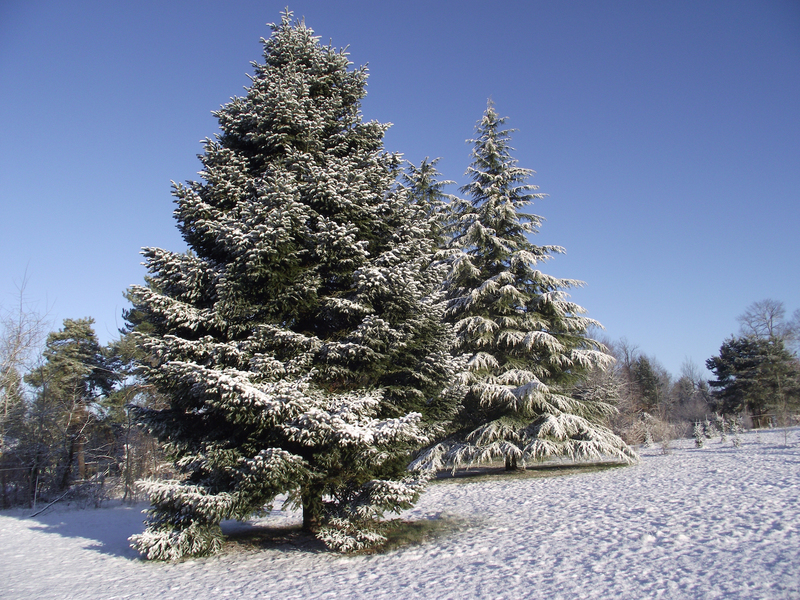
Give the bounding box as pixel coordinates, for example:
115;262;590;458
716;413;728;443
401;157;455;248
413;102;635;472
125;12;458;559
704;418;716;439
399;158;467;438
694;422;705;448
731;415;743;447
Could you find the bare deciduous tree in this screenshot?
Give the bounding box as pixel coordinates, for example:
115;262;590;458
0;275;50;507
1;276;49;420
738;299;798;345
788;309;800;354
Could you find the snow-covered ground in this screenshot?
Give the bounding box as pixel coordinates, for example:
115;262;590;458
2;428;799;600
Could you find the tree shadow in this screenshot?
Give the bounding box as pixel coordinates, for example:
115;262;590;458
14;501;318;560
17;500;148;560
9;499;463;561
220;520;327;554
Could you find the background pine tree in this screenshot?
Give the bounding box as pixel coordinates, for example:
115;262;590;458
414;102;635;472
126;12;459;559
707;334;800;423
23;318;119;494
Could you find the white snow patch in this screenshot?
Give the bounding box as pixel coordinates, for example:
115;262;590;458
1;428;799;599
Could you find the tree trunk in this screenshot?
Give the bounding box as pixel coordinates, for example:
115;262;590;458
301;483;324;533
77;437;86;480
505;455;521;471
59;438;75;491
29;462;39;508
2;468;8;509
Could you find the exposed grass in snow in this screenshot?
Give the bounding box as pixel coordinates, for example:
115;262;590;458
1;427;799;599
432;460;629;484
361;517;466;556
219;516;464;557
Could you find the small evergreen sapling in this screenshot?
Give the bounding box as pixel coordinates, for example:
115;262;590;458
704;418;717;440
694;422;705;448
644;427;655;449
731;415;743;448
716;414;728;443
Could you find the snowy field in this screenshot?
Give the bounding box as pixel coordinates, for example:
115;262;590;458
2;428;799;600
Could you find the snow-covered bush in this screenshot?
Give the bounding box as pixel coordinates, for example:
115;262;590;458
694;422;705;448
704;418;717;440
716;414;728;442
644;427;655;448
732;414;743;448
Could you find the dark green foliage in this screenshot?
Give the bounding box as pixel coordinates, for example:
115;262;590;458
630;356;664;413
125;12;458;558
706;335;800;418
16;318;120;501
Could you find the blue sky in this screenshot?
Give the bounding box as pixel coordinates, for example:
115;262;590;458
1;0;798;377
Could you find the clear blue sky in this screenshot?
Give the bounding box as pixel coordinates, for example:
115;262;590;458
1;0;798;377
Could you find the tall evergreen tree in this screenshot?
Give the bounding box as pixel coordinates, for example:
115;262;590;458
631;356;666;414
126;12;458;559
706;335;800;420
24;318;118;493
400;158;467;438
414;102;635;471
